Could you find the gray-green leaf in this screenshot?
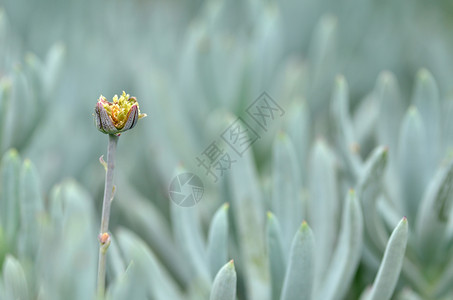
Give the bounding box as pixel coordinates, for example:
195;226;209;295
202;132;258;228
209;260;237;300
367;217;408;300
0;149;21;249
280;222;314;300
272;132;303;253
266;212;286;300
416;155;453;261
318;189;363;300
207;203;230;278
357;146;389;252
18;159;44;260
116;228;183;300
309;139;338;282
398;107;427;224
2;255;28;300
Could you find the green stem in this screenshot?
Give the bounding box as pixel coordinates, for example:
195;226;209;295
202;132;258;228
97;134;119;298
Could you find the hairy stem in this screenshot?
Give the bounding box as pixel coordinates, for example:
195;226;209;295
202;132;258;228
97;134;119;298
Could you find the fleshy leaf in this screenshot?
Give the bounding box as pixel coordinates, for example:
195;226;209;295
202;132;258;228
116;229;183;300
308;139;338;283
37;180;97;300
357;146;389;252
207;203;230;278
2;255;28;300
331;75;361;178
318;190;363;300
227;136;269;300
398;107;427;224
0;149;21;249
367;217;408;300
170;201;210;286
284;100;311;186
18;159;44;260
209;260;237;300
0;79;11;152
375;71;404;156
272;132;303;253
266;212;286;300
280;222;314;300
308;14;338;114
412;69;440;168
416;155;453;261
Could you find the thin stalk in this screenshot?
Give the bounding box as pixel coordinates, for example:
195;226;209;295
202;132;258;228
97;134;119;298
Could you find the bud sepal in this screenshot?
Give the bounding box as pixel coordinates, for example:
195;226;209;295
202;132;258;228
94;91;146;135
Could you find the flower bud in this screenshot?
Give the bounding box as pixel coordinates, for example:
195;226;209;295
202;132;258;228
94;91;147;135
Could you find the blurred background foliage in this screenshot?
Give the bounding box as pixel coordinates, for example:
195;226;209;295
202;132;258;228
1;0;453;193
1;0;453;299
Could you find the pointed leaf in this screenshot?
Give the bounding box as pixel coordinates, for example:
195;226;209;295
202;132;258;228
2;255;28;300
352;93;378;154
106;262;136;300
357;146;389;252
207;203;229;278
309;139;338;282
171;202;210;285
331;75;361;178
117;229;183;300
284;100;311;186
115;175;191;286
0;149;21;248
416;155;453;260
308;14;338;114
106;234;126;284
272;132;303;252
375;71;404;155
18;159;44;260
280;222;314;300
228;135;269;300
398;107;427;223
412;69;440;166
368;217;408;300
42;43;65;97
209;260;237;300
37;180;97;300
266;212;286;300
319;190;363;300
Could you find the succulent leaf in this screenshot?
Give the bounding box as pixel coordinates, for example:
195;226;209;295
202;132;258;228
0;149;20;249
207;203;230;278
209;260;237;300
308;139;338;283
272;132;303;253
280;222;314;300
398;107;427;224
2;255;28;300
266;212;286;300
116;229;183;300
367;217;409;300
318;189;363;300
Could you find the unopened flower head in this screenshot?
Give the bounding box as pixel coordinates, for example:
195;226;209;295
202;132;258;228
95;91;147;135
